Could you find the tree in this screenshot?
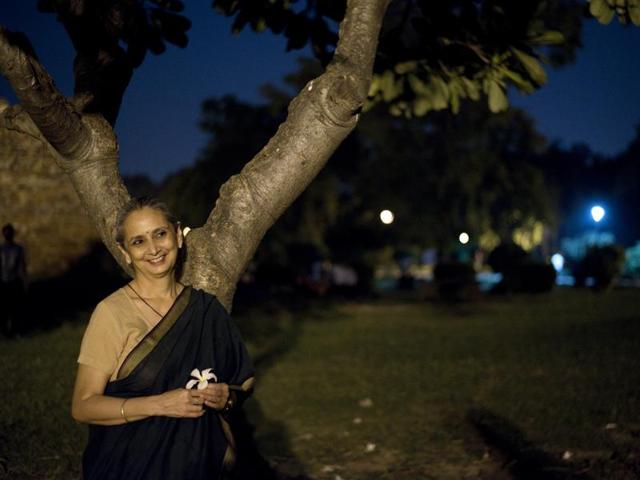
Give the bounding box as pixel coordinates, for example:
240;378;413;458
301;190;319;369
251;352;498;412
0;0;632;308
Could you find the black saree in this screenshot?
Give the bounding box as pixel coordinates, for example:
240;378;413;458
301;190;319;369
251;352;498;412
82;287;255;480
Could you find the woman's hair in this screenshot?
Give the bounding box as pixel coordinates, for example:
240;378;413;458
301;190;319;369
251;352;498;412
115;197;179;245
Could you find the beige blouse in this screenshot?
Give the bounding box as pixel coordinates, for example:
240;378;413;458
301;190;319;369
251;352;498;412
77;288;158;381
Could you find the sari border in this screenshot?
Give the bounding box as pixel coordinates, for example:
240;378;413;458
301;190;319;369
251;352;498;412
116;286;192;380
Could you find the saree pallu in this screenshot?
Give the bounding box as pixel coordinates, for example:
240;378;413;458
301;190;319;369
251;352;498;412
82;287;255;480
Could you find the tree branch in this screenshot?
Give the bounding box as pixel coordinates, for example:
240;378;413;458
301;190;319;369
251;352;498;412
191;0;391;308
0;26;133;275
0;27;92;160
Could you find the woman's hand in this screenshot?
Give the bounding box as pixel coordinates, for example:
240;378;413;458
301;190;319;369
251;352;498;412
201;383;229;410
156;388;207;418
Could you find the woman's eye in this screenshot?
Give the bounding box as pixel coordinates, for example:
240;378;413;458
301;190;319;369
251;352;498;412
132;239;143;246
156;230;167;238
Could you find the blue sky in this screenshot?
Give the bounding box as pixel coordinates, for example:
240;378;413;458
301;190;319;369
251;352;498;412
2;1;640;181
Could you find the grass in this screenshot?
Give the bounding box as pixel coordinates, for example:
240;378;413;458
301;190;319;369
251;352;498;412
249;289;640;479
1;289;639;479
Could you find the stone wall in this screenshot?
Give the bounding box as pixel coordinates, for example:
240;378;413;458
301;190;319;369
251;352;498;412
0;98;99;278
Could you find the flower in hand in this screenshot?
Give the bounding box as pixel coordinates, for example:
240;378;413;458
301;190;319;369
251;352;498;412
186;368;217;390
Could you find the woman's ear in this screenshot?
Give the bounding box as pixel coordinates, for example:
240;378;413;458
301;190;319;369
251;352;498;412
117;243;132;265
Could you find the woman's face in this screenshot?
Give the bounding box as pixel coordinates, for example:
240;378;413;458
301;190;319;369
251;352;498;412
117;207;182;279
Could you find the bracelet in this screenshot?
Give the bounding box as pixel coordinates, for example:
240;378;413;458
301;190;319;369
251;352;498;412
222;392;235;413
120;398;130;423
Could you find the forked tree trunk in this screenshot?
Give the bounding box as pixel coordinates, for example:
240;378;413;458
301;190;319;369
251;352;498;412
0;0;391;310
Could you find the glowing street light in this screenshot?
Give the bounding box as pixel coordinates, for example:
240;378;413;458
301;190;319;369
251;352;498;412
459;232;470;244
380;209;394;224
591;205;605;223
551;253;565;272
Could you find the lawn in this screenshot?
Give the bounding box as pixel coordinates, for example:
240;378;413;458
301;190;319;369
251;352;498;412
0;288;638;479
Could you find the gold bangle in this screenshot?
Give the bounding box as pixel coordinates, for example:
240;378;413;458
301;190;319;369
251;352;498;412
120;398;130;423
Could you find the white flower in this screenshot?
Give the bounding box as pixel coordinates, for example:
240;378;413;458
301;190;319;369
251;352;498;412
186;368;217;390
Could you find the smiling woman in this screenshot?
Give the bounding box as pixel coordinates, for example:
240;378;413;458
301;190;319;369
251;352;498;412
71;197;255;480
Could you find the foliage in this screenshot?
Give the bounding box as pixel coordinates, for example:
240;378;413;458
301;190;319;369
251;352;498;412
355;101;555;251
36;0;191;64
212;0;585;116
488;243;556;293
589;0;640;25
574;244;625;291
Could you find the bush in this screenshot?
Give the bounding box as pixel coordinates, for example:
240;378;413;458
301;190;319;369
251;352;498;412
487;243;528;274
574;245;625;291
488;243;555;294
433;262;477;301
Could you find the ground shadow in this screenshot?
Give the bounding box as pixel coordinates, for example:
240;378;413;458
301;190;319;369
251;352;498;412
468;408;594;480
229;292;315;480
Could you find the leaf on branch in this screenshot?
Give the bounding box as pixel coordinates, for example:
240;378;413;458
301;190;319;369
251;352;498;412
589;0;615;24
512;49;547;85
394;61;418;75
500;67;535;93
413;97;431;116
629;1;640;25
487;79;508;113
528;30;565;45
380;70;402;102
461;78;480;101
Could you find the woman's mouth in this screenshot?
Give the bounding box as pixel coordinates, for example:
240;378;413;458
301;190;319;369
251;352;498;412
148;255;166;265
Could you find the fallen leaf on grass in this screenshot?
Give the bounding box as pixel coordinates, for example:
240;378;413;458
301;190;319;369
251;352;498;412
358;398;373;408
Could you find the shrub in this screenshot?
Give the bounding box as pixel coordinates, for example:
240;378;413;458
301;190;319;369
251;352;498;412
487;243;528;275
574;245;625;291
488;243;555;294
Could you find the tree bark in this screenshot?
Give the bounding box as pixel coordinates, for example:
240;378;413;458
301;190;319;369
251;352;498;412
186;0;391;307
0;0;391;310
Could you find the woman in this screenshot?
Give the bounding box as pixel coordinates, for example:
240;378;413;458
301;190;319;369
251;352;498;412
72;197;255;480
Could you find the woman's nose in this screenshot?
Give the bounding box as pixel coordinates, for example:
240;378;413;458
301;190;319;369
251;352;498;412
148;239;160;254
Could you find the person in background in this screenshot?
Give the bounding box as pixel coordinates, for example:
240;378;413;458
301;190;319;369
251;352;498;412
0;223;27;336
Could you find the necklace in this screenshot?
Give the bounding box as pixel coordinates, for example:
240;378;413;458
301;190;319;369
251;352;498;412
126;283;166;318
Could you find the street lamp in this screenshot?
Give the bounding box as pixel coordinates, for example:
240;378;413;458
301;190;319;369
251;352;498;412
459;232;470;244
380;209;394;224
591;205;605;223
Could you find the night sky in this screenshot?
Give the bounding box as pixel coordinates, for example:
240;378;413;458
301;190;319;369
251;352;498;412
2;2;640;181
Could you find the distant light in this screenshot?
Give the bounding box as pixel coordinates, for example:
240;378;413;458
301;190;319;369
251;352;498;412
459;232;470;244
551;253;565;272
591;205;605;223
380;210;394;224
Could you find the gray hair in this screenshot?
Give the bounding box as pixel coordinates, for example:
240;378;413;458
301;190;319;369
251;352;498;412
115;197;179;245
